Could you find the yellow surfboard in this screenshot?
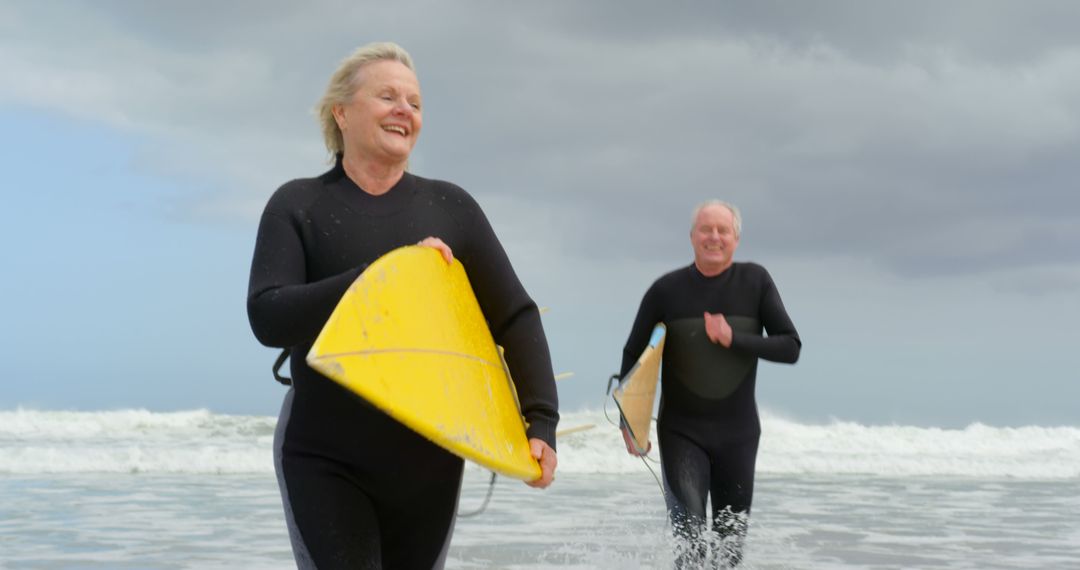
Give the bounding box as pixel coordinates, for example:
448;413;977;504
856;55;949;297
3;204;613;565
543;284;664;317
306;246;541;481
612;323;666;455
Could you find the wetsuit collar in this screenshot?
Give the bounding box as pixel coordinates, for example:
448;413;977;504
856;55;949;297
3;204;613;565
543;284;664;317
689;262;735;280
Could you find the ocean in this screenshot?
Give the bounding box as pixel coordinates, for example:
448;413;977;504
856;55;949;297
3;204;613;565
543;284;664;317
2;408;1078;569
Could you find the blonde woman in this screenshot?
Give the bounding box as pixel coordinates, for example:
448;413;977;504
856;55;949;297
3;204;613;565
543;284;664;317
247;42;558;569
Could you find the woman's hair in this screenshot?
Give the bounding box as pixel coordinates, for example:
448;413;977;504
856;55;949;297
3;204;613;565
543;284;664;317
316;42;415;156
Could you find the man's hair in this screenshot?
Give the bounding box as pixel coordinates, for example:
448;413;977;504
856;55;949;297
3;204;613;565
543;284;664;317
691;200;742;237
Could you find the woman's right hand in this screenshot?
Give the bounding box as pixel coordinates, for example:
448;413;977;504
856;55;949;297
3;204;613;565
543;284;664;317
418;236;453;264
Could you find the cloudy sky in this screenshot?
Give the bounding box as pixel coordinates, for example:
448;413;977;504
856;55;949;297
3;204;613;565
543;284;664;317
3;0;1077;427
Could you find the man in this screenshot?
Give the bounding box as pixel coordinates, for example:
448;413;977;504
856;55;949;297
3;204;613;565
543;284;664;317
619;200;800;567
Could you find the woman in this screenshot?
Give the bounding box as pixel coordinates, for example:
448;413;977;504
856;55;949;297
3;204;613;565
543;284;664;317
247;42;559;569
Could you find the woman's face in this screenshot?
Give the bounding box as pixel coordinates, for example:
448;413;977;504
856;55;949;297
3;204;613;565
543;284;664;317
334;59;422;164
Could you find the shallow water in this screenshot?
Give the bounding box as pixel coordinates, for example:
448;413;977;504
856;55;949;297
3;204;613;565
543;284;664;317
3;471;1077;569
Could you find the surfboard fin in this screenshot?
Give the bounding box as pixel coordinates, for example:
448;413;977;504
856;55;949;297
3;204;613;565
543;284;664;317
556;424;595;437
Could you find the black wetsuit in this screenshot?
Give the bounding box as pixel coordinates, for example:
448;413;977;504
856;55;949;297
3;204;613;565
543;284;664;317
620;262;800;567
247;157;559;570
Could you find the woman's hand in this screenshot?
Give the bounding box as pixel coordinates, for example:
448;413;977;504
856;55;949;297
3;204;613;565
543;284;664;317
525;438;557;489
418;236;453;264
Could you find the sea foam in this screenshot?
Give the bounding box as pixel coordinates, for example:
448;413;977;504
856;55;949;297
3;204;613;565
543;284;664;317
2;408;1077;479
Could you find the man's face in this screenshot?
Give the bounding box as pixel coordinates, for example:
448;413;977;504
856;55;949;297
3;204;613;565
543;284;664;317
691;205;739;275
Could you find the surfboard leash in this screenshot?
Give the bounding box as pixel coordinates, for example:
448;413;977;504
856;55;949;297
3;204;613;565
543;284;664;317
271;349;292;385
456;471;498;518
639;454;664;495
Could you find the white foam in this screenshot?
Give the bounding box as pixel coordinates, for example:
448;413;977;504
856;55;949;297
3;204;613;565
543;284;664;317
539;409;1080;479
757;414;1080;478
0;408;275;474
3;407;1078;478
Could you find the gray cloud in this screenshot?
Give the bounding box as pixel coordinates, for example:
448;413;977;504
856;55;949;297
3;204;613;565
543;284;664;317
6;0;1080;424
4;0;1079;286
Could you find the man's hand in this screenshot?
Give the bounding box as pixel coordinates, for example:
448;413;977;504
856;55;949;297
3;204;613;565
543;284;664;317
418;236;453;264
621;425;650;456
704;311;733;347
525;438;557;489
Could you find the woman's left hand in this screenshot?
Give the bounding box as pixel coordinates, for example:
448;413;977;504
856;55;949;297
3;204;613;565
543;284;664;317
418;236;453;264
525;438;557;489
